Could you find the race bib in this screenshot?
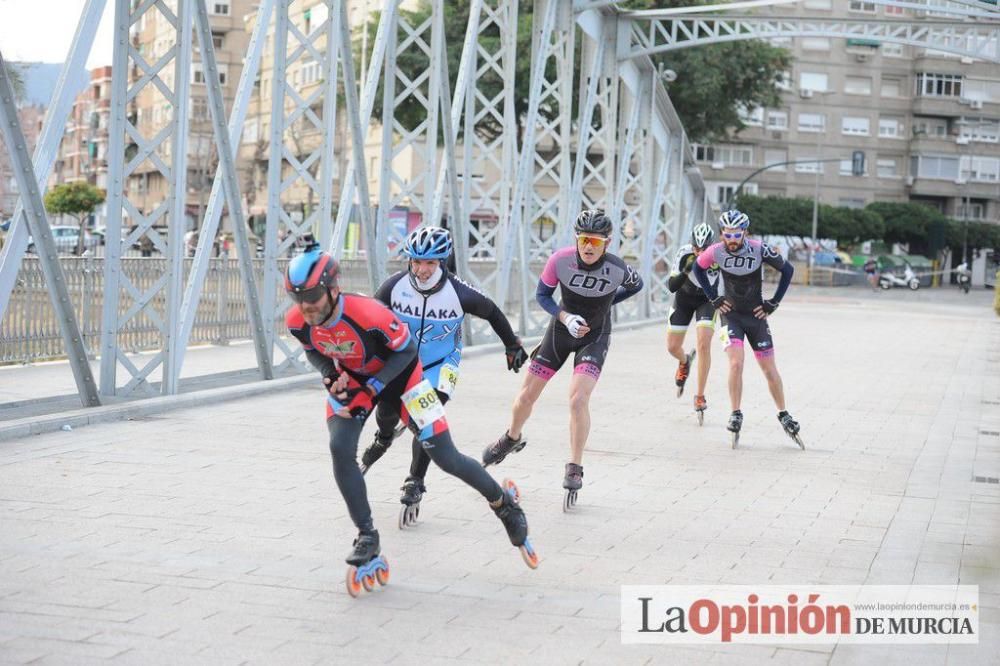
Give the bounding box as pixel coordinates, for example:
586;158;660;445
437;363;459;395
401;379;446;430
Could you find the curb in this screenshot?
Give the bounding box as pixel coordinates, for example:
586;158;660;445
0;317;664;442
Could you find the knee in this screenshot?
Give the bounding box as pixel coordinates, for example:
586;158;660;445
696;336;711;354
729;357;744;373
515;388;538;410
666;337;683;354
569;391;590;413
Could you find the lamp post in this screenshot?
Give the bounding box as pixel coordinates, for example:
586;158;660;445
806;89;837;286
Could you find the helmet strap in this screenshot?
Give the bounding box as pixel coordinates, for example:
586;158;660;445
314;288;340;326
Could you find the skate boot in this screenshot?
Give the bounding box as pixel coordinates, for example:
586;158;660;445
493;479;539;569
562;463;584;512
398;476;425;529
481;431;527;467
675;350;696;397
359;431;394;475
727;410;743;449
694;394;707;427
778;411;804;450
344;530;389;597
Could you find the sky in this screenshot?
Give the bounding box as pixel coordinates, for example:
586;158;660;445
0;0;115;69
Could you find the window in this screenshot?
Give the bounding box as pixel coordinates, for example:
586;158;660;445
958;120;1000;143
914;155;960;179
776;71;792;91
845;76;872;95
798;112;826;132
882;43;904;58
242;118;258;144
301;59;321;86
802;38;831;51
192;63;228;86
306;4;328;34
880;77;902;97
710;182;758;206
795;159;823;174
842;116;870;136
804;0;831;7
212;33;224;50
693;144;754;166
766;111;788;130
916;72;963;97
914;118;948;138
849;0;876;12
961;156;1000;182
839;198;866;209
879;117;904;138
884;3;904;14
210;1;230;15
799;72;828;92
738;105;764;126
957;202;986;220
877;158;898;177
839;160;854;175
764;149;788;170
190;97;209;121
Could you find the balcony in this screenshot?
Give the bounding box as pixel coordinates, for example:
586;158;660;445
911;96;965;117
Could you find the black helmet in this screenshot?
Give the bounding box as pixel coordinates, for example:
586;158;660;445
574;209;613;237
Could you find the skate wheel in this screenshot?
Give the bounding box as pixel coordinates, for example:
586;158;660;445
676;386;683;398
502;478;520;503
697;410;704;427
731;432;739;450
562;489;577;512
375;557;390;586
362;574;376;592
398;504;409;530
519;540;540;569
345;566;363;598
793;433;805;450
359;463;368;476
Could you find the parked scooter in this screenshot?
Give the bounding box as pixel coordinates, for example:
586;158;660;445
879;263;920;291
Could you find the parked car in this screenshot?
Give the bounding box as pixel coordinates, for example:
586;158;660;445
26;225;99;254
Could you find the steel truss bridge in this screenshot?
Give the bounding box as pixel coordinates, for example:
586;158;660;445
1;0;997;407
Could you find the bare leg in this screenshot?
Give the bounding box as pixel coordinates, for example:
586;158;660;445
727;343;745;412
755;354;786;411
694;325;713;397
568;372;599;465
508;371;549;440
666;330;687;364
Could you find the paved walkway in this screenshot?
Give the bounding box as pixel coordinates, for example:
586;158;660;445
1;287;998;664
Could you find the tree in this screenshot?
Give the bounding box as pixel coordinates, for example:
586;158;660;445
864;201;948;255
358;0;790;145
735;194;885;247
44;182;106;255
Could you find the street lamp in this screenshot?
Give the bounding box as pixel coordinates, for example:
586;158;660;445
805;89;837;286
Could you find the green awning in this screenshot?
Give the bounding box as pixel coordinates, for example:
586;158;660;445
846;39;881;48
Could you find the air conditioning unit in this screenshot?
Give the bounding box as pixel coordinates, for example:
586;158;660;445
956;136;970;145
855;53;870;63
771;131;784;139
961;57;975;65
905;175;915;186
799;89;814;99
711;162;725;170
970;99;984;110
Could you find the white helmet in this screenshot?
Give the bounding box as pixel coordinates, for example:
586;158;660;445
691;222;715;249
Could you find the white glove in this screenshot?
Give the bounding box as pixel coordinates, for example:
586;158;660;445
562;313;587;338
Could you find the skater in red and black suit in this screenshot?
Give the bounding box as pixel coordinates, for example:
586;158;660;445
285;246;538;595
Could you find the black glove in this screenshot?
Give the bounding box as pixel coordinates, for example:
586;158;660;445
322;369;341;393
681;254;696;273
761;299;779;315
335;378;375;420
711;295;731;312
506;343;529;373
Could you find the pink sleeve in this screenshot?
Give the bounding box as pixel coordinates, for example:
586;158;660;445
541;247;573;286
696;243;719;269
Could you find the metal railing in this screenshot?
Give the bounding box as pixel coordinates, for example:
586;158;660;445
1;255;672;365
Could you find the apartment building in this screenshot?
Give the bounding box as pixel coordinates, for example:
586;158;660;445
695;0;1000;229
